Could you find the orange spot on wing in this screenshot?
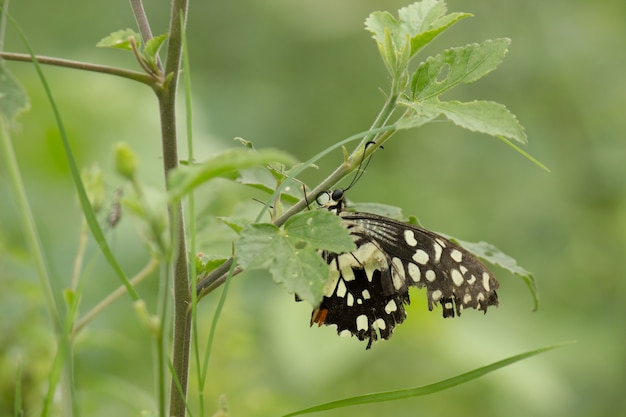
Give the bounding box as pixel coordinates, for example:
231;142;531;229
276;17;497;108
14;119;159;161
310;308;328;327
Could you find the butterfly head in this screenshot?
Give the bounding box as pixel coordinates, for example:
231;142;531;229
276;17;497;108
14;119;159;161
316;189;346;214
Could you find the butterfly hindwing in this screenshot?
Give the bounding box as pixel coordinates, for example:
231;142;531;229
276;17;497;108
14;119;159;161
310;190;499;349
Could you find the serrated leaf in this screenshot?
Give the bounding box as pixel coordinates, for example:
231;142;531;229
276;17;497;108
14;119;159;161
284;211;355;254
97;29;141;51
415;99;527;144
143;33;168;69
236;223;328;305
0;62;30;125
398;1;471;56
365;0;471;73
167;148;297;203
236;211;354;305
218;216;251;234
453;237;539;311
411;38;510;100
395;111;439;130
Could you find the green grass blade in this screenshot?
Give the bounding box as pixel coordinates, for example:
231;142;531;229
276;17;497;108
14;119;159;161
282;342;573;416
201;257;238;384
0;116;62;327
6;12;140;301
14;356;23;417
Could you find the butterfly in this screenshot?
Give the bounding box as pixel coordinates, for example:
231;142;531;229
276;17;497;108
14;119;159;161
310;189;499;349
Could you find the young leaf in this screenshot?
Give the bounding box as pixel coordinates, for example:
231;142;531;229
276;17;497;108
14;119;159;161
237;167;302;204
0;62;30;125
411;38;511;100
218;216;251;235
365;0;471;71
96;29;142;51
167;148;297;203
236;211;354;305
143;33;168;70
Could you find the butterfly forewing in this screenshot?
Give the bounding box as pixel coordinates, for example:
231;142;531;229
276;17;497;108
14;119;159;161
310;190;499;349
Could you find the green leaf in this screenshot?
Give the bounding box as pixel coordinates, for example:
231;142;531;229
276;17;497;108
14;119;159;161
143;33;168;69
96;29;141;51
167;148;297;203
365;0;471;68
399;1;471;57
282;342;572;416
0;62;30;126
218;216;251;234
416;99;527;144
236;211;354;305
453;237;539;311
284;210;355;254
411;38;511;100
237;167;302;204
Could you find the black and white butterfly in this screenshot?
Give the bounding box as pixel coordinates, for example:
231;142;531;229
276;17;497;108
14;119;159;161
310;189;499;349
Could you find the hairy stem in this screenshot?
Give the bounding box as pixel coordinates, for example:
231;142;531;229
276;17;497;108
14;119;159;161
0;52;154;85
152;0;191;415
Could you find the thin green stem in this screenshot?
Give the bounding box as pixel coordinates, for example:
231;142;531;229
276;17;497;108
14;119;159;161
0;121;61;329
0;51;154;85
72;258;159;337
70;222;89;291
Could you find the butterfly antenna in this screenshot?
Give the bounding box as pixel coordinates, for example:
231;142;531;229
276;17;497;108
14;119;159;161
344;141;380;192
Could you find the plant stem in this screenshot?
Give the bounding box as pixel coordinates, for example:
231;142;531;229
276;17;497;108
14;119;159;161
0;51;154;85
151;0;191;415
72;258;159;337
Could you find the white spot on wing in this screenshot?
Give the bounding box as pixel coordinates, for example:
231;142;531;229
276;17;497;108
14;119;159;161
425;270;436;282
433;242;443;262
346;292;354;307
407;263;421;282
482;272;491;291
336;279;347;297
432;290;442;301
384;299;397;314
451;269;464;287
404;230;418;246
374;318;386;330
450;249;463;263
412;249;429;265
356;314;369;331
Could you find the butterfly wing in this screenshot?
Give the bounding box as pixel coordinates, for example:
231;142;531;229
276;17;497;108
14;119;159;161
312;211;499;349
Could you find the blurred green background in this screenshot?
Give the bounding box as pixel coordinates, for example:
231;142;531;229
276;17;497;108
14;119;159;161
1;0;625;416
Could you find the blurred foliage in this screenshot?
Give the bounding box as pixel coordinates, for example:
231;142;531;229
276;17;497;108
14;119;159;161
1;0;626;416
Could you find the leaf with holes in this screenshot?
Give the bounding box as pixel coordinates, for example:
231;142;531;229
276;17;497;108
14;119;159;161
236;210;354;305
411;38;510;100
